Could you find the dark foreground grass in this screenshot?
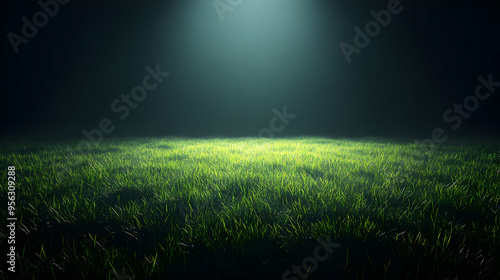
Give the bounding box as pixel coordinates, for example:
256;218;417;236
0;137;499;280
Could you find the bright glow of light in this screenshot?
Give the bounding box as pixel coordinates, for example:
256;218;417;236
163;0;341;98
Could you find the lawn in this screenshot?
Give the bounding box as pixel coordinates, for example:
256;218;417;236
1;137;499;279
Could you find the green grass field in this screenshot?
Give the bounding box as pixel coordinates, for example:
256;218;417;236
1;137;499;280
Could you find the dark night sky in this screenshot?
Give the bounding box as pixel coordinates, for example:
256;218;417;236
1;0;499;141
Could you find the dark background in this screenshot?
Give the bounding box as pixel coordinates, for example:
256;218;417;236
1;0;499;141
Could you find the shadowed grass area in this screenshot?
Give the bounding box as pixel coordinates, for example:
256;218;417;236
0;137;499;279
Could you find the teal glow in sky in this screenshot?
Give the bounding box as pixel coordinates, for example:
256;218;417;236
165;0;343;99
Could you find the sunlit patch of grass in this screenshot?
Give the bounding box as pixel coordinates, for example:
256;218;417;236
0;137;499;279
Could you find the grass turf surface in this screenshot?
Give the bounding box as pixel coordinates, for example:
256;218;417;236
1;137;499;279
